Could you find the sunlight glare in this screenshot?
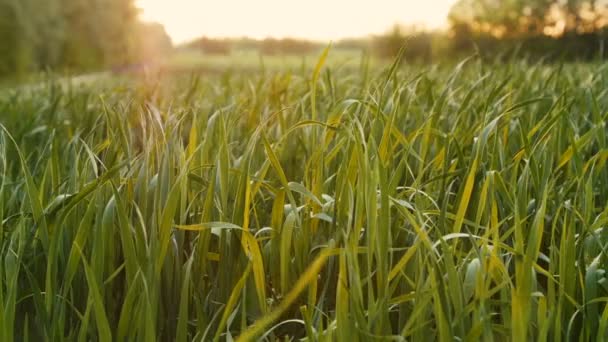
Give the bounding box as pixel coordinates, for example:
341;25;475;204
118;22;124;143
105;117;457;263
137;0;457;43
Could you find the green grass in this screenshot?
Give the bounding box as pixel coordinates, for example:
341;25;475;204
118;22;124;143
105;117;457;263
1;54;608;341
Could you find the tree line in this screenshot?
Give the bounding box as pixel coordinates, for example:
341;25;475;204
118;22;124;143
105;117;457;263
3;0;607;79
185;1;608;63
389;0;608;62
0;0;171;79
183;37;320;56
449;0;608;60
376;1;608;62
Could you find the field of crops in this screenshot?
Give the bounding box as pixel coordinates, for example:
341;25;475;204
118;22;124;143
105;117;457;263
1;52;608;341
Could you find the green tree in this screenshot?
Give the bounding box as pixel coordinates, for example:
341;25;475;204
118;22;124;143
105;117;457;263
0;0;146;78
372;25;433;62
0;0;34;77
449;0;608;37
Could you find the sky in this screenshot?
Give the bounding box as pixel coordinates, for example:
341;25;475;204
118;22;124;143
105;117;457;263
136;0;458;44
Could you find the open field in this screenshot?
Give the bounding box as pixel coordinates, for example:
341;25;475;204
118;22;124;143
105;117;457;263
1;54;608;341
166;49;369;73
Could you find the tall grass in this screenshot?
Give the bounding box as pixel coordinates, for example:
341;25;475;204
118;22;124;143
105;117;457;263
1;56;608;341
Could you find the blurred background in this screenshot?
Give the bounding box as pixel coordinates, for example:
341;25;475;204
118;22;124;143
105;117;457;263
2;0;608;80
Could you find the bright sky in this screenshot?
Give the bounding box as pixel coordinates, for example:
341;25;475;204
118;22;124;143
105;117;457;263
137;0;458;43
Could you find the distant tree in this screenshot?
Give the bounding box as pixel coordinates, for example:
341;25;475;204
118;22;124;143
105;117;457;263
61;0;104;68
279;38;316;55
100;0;140;66
0;0;65;77
449;0;608;38
335;38;371;51
28;0;65;69
259;38;317;55
188;37;232;55
0;1;29;77
0;0;145;78
447;0;608;60
62;0;140;68
259;38;279;55
372;25;433;62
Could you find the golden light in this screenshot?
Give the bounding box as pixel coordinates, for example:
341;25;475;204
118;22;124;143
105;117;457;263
136;0;457;43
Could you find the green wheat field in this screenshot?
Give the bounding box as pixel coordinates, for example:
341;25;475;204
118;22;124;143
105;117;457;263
2;51;608;341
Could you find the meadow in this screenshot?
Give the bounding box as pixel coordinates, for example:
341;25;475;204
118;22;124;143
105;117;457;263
1;51;608;341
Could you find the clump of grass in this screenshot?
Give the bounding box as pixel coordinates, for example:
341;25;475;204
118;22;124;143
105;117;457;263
1;55;608;341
